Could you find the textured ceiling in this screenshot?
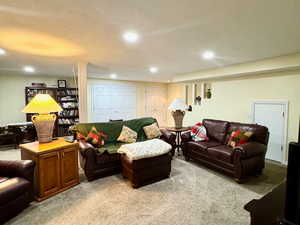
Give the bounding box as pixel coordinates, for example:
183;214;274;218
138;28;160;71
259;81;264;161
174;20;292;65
0;0;300;82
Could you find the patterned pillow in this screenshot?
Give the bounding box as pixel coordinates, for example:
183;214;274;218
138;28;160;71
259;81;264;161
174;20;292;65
117;126;137;143
77;132;86;140
143;123;162;139
227;129;253;148
190;122;209;142
86;126;107;147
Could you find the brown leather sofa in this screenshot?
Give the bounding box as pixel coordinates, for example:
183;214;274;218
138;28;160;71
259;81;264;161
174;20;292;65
73;118;176;181
0;160;35;224
181;119;269;182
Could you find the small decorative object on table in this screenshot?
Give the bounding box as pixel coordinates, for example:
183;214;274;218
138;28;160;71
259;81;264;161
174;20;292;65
195;96;202;105
168;98;187;129
57;80;67;88
206;88;212;99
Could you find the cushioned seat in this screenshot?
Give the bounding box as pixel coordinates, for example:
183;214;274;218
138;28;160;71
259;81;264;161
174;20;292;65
97;143;123;154
194;141;222;149
207;145;234;163
186;141;222;155
0;177;31;204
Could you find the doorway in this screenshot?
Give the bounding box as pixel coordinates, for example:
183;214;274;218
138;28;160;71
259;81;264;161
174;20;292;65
145;86;167;127
252;101;288;163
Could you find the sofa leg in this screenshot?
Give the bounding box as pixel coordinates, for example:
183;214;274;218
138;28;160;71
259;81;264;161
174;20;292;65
234;178;244;184
184;155;190;162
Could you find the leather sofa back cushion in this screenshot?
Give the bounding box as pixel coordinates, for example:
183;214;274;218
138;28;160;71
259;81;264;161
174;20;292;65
203;119;229;143
225;122;268;145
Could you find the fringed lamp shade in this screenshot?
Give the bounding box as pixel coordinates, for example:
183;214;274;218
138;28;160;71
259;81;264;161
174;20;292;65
168;98;187;129
22;94;62;143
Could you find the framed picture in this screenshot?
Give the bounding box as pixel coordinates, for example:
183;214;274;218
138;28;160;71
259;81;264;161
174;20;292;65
58;80;67;88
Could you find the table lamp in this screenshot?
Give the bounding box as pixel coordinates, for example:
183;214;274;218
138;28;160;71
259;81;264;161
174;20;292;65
168;98;187;129
22;94;62;143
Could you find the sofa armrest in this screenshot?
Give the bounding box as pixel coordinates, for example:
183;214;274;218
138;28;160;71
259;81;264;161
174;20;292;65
160;129;176;145
181;131;192;142
0;160;35;182
79;140;96;157
234;142;267;159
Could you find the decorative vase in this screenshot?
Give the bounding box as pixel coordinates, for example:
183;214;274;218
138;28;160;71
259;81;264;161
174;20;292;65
206;89;212;99
32;114;56;143
172;110;185;129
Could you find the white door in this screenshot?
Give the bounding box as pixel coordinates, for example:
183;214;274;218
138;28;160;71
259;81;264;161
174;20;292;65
252;101;287;163
145;86;167;127
91;84;137;122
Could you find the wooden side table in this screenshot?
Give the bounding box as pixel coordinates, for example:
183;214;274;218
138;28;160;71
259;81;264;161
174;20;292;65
165;127;190;155
20;138;79;202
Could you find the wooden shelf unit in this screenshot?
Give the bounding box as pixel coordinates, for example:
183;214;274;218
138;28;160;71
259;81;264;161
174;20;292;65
25;87;79;137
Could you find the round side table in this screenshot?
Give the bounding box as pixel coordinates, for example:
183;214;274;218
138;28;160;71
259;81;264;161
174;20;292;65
165;127;190;155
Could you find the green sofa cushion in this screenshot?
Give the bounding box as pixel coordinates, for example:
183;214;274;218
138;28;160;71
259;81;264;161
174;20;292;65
97;142;123;154
73;117;157;145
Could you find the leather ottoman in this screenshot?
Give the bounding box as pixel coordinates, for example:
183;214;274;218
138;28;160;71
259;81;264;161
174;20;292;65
121;153;172;188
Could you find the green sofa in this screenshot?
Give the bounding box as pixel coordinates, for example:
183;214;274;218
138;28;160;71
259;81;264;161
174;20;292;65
72;117;176;181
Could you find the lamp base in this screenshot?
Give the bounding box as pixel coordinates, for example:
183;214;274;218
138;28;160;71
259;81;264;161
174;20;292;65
172;110;185;129
32;114;56;143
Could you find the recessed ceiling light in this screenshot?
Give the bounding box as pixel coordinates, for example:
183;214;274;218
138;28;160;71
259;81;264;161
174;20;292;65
122;31;139;43
149;67;158;73
23;66;35;73
0;48;6;55
202;51;215;60
110;73;117;79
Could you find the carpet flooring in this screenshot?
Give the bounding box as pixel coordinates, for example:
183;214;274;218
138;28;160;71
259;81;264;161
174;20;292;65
0;148;286;225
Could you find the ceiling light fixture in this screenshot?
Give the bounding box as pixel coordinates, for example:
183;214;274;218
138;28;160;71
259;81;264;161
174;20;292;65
110;73;117;79
123;31;139;43
23;66;35;73
149;67;158;73
202;51;215;60
0;48;6;55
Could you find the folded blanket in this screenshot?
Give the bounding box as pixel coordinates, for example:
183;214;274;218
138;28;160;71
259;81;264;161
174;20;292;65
117;139;171;161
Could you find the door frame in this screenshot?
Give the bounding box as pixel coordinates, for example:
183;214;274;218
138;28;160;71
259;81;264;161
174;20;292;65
144;86;168;126
251;100;289;164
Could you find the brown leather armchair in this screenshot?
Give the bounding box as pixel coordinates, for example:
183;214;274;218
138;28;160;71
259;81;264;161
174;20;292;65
181;119;269;182
0;160;35;224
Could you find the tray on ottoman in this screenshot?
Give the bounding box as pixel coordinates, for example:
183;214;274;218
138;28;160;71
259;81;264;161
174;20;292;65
118;139;172;188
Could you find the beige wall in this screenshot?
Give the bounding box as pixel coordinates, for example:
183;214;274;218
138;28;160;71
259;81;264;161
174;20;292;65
0;74;75;126
167;70;300;162
87;78;168;124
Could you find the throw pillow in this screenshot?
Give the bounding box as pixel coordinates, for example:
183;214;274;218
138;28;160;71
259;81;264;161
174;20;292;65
77;132;86;140
86;126;107;147
190;122;209;142
143;123;162;139
227;129;253;148
117;126;137;143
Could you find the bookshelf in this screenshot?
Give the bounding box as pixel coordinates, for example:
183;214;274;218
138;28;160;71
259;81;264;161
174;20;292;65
25;87;79;137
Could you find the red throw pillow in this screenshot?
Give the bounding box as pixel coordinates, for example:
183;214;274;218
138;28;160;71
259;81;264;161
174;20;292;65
86;126;107;147
77;132;86;140
190;122;209;142
227;129;253;148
